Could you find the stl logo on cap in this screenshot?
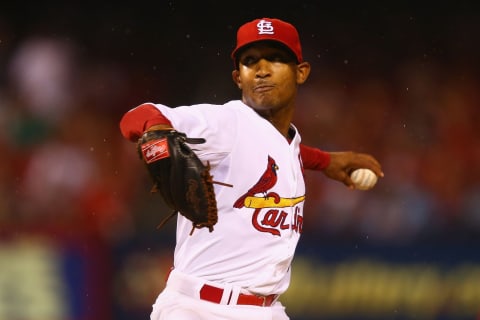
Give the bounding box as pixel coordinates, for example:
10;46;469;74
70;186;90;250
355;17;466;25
257;20;275;35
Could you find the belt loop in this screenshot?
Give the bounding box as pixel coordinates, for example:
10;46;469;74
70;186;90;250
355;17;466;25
219;283;233;305
228;286;241;305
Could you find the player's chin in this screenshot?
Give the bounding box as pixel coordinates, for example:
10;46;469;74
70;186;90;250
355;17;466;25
250;95;278;110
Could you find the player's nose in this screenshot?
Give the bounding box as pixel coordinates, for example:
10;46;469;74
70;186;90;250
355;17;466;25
254;59;272;77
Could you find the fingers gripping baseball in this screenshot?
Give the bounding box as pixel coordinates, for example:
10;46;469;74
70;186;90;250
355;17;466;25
350;168;378;190
323;151;383;190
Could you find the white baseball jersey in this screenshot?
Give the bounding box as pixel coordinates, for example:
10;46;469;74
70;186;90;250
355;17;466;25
152;100;305;296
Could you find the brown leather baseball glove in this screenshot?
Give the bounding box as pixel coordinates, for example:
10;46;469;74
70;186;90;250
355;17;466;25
137;129;229;235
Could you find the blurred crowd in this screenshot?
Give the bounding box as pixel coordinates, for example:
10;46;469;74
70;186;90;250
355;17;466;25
0;7;479;251
0;35;144;243
297;61;480;244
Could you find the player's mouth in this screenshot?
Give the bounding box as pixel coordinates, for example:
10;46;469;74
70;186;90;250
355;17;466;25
254;84;275;93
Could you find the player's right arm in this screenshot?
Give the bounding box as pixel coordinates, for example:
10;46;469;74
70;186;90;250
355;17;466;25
299;142;383;189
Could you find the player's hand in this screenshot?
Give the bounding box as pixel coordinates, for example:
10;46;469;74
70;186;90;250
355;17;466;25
322;151;384;189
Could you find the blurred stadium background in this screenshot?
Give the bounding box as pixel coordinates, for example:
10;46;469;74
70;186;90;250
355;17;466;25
1;2;479;320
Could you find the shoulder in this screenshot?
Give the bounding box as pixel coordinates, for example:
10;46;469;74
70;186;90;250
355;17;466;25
189;100;251;120
191;100;244;111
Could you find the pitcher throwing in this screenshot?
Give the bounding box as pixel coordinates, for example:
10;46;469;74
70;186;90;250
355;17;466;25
120;17;383;320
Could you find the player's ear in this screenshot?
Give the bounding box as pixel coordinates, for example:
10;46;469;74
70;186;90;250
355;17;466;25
296;62;311;85
232;70;242;89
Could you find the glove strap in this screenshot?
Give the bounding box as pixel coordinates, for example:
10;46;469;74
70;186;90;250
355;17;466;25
184;137;206;144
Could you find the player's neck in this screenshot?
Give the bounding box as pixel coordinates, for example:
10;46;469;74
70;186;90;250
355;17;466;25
267;117;291;138
259;108;294;138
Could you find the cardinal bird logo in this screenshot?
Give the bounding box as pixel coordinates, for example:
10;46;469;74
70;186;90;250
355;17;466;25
233;156;279;208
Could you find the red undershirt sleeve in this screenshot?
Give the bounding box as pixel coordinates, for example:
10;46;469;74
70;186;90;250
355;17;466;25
119;103;172;142
300;144;331;171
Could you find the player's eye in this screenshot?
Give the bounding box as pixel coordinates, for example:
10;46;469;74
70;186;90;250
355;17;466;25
240;54;293;67
267;53;294;63
240;55;258;67
268;54;285;63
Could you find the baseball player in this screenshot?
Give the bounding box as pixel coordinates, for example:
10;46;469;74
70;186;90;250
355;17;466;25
120;17;383;320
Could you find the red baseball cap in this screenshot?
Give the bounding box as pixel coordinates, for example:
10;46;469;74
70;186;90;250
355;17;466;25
231;18;303;65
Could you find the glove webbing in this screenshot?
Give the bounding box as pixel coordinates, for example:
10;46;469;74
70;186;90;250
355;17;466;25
155;162;233;235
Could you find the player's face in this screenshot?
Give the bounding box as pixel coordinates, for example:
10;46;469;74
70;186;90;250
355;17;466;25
232;43;310;118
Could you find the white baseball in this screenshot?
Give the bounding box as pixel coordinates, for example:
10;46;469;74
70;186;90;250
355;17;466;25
350;168;378;190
